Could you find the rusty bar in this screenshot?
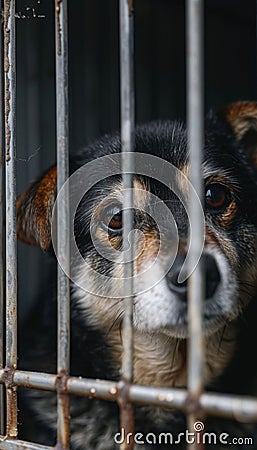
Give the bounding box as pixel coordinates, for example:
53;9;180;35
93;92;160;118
186;0;205;447
55;0;70;449
0;369;119;397
1;370;257;421
199;394;257;422
131;388;257;422
0;438;54;450
12;370;57;391
4;0;17;439
66;377;118;401
120;0;135;383
0;0;4;435
119;0;135;448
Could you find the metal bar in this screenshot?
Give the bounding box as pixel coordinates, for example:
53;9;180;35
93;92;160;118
119;0;135;449
0;370;118;397
4;0;17;439
1;370;257;422
132;389;257;422
0;438;54;450
120;0;135;383
0;0;4;435
186;0;205;447
55;0;70;449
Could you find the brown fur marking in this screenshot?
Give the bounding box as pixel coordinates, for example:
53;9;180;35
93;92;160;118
222;101;257;140
205;227;238;267
17;166;57;250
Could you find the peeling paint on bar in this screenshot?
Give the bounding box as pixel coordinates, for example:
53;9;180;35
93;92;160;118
119;0;135;448
4;0;18;439
55;0;70;449
186;0;205;448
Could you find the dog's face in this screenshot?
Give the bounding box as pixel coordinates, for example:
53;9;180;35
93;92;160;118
17;102;257;384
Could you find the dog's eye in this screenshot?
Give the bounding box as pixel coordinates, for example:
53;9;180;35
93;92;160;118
205;183;231;213
101;205;123;234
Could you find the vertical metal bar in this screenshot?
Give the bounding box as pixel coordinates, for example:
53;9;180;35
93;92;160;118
254;0;257;97
186;0;204;448
119;1;135;449
4;0;17;439
55;0;70;449
0;0;4;435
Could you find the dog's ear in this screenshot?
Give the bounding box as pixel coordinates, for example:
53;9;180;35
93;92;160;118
220;101;257;167
16;165;57;250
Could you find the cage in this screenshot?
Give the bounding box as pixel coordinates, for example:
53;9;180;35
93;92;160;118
0;1;257;449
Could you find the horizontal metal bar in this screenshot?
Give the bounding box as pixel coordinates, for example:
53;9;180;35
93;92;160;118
1;370;257;422
130;387;257;422
129;384;186;409
0;370;118;398
67;376;117;401
11;370;58;391
200;394;257;422
0;437;54;450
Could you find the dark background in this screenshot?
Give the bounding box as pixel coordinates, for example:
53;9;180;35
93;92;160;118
16;0;257;320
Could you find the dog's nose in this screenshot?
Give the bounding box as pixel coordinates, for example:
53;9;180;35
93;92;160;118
166;254;220;302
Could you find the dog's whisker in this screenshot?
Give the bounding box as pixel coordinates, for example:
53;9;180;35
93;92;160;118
106;310;124;336
107;299;124;310
238;288;253;299
119;318;123;344
171;338;179;369
218;324;227;353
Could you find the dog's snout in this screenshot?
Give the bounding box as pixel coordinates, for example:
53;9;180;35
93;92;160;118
166;254;221;301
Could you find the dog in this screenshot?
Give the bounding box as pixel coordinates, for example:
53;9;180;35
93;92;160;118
17;101;257;449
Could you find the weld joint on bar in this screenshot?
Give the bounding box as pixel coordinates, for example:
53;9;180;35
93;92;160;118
117;378;131;408
56;440;69;450
117;379;134;450
185;392;203;418
54;441;67;450
56;371;70;450
3;366;15;389
56;370;69;395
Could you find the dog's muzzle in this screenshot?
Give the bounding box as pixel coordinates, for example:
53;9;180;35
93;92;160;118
166;253;221;302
